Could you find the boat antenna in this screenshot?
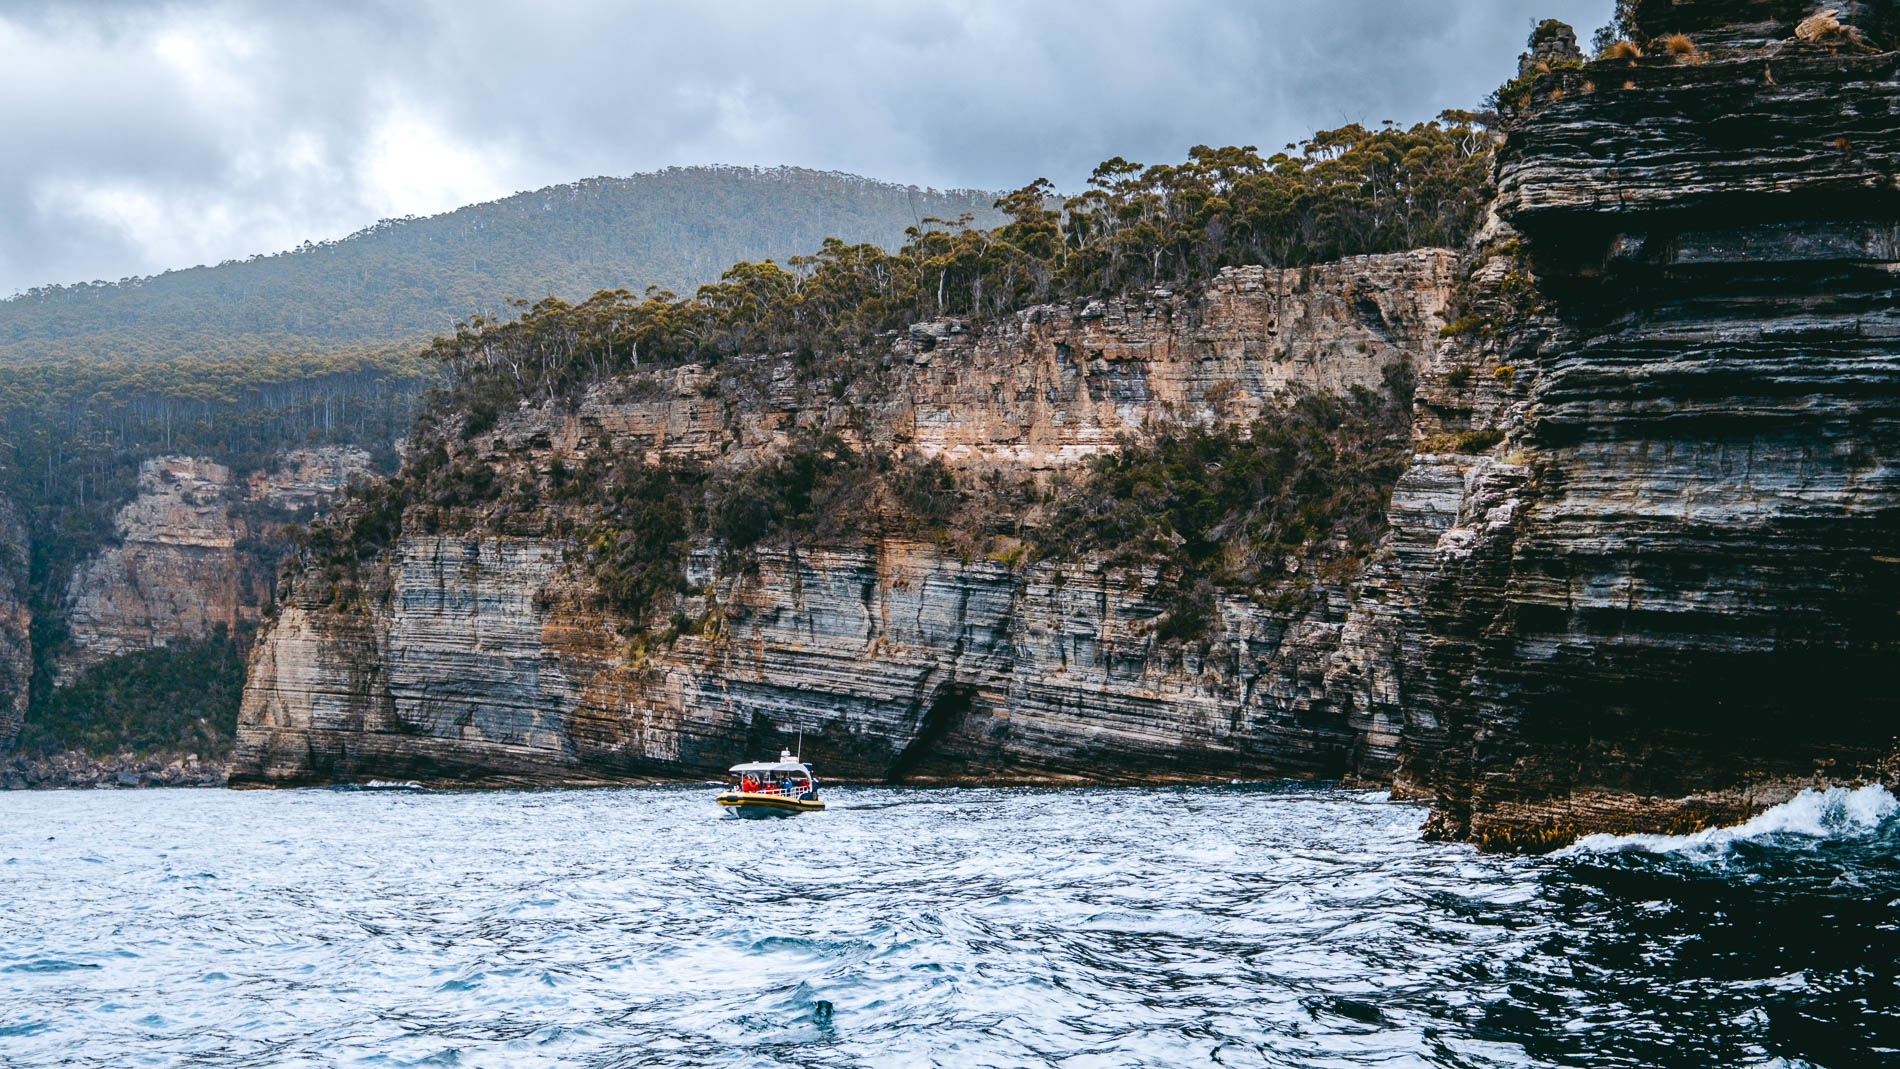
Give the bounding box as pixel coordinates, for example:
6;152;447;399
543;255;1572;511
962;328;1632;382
795;729;803;761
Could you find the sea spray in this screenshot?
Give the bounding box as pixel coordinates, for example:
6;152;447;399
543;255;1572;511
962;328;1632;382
1563;784;1898;857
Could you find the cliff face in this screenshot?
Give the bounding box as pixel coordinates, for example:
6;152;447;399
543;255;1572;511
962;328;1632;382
57;448;372;684
237;539;1381;786
485;254;1451;471
231;253;1453;786
1392;2;1900;847
248;447;376;512
60;457;255;681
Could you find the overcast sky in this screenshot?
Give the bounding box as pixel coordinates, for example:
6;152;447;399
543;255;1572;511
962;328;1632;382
0;0;1613;297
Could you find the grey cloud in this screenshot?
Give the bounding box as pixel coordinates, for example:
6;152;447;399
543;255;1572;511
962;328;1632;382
0;0;1614;296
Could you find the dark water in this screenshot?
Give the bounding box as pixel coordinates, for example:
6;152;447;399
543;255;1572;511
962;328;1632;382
1;783;1895;1068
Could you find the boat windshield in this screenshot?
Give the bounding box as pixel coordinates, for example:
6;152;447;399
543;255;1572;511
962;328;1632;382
733;772;815;796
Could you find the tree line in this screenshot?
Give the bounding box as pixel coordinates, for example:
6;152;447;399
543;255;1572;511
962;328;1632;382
0;167;1003;367
424;118;1493;421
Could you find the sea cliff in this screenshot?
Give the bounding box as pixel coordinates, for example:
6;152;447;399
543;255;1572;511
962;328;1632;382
1389;0;1900;847
55;448;372;680
231;254;1452;787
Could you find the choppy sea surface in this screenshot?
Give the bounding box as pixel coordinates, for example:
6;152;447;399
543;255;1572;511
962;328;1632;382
2;782;1896;1068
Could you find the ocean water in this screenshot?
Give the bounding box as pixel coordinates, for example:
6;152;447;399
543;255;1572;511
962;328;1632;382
1;782;1895;1068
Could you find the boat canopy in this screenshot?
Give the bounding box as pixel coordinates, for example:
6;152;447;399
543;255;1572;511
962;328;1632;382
731;748;813;775
729;760;812;774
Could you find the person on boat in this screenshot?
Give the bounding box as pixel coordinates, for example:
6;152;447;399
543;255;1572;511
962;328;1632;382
741;774;759;793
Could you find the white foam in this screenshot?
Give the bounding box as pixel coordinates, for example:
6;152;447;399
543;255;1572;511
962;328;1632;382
1562;784;1898;857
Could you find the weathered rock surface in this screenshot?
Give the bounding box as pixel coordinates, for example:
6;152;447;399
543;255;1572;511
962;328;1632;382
884;256;1452;468
232;253;1455;787
60;457;255;681
58;448;373;683
498;255;1452;472
248;446;375;512
1394;4;1900;848
236;537;1377;786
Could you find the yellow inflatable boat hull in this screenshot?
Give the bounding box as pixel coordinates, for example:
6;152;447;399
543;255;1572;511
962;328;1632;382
717;791;826;816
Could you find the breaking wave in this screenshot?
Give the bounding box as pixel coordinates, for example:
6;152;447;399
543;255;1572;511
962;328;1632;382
1563;783;1899;857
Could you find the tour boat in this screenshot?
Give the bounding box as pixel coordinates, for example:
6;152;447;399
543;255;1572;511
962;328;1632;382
716;750;826;817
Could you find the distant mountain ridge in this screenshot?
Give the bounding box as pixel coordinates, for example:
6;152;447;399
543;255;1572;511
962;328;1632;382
0;166;1003;365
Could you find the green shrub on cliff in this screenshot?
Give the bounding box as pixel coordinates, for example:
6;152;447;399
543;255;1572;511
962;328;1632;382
581;435;970;622
708;432;879;553
18;629;247;758
1036;365;1415;619
589;458;707;624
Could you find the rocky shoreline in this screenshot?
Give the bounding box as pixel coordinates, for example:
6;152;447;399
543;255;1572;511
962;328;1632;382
2;750;228;790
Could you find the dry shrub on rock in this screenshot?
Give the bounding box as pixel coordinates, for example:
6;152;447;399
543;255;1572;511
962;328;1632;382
1657;32;1700;63
1598;39;1643;61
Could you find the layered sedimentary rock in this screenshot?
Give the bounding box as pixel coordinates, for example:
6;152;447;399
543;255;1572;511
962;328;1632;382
232;254;1453;786
1393;2;1900;847
497;255;1451;470
58;448;373;683
237;538;1372;786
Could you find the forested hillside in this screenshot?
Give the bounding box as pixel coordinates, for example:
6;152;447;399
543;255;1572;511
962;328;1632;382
0;167;1001;365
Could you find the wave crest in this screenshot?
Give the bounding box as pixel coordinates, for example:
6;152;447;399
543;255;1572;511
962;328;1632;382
1564;784;1897;857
